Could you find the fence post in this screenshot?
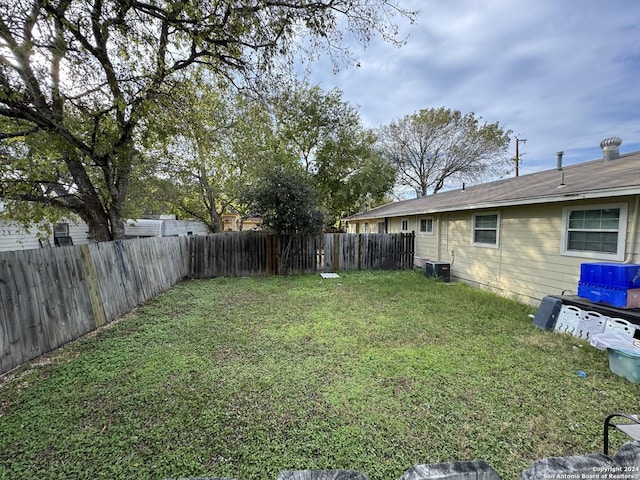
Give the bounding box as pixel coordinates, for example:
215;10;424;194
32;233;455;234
79;244;107;328
409;232;416;269
332;233;340;272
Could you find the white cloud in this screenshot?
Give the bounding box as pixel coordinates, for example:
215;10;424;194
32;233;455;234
304;0;640;174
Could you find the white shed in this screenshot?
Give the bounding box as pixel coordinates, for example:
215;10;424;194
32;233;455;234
125;218;208;238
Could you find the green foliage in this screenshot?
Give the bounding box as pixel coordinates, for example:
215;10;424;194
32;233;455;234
134;79;395;231
244;166;324;235
272;82;396;224
379;107;512;196
1;272;636;480
0;1;414;240
141;78;286;232
315;128;396;221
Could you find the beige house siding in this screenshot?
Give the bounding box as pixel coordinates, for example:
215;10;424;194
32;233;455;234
382;217;411;233
440;200;640;304
415;216;438;261
346;196;640;305
448;205;571;303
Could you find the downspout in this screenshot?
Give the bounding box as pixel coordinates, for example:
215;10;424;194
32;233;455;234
624;195;640;263
436;215;441;261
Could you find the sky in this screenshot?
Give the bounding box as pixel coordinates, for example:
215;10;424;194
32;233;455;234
302;0;640;178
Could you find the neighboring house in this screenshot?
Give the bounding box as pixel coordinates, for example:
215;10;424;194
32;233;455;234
0;202;91;251
0;205;209;251
345;137;640;305
222;207;261;232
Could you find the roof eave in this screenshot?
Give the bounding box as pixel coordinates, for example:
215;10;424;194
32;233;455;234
347;186;640;220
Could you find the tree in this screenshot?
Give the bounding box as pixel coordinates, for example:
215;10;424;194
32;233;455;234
244;166;324;273
274;83;357;174
272;82;396;225
315;128;395;221
379;108;512;197
154;80;284;233
0;0;415;241
245;166;324;236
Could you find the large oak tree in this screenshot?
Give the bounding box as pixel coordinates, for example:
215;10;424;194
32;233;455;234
0;0;414;241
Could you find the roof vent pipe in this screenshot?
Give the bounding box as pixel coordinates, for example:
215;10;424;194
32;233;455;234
601;137;622;161
556;151;564;170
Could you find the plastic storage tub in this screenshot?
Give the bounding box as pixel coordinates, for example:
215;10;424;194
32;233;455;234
608;348;640;383
578;282;640;309
580;263;640;289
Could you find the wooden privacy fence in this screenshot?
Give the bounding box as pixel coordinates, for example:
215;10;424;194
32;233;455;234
0;237;191;375
0;232;414;374
188;232;414;277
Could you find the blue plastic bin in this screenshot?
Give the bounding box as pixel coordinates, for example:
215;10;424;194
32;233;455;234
577;282;640;309
580;263;640;289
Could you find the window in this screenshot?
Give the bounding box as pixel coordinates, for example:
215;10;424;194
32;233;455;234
419;218;434;234
562;204;627;260
472;213;499;247
401;219;409;232
53;222;69;236
53;222;73;247
377;222;386;234
364;222;369;233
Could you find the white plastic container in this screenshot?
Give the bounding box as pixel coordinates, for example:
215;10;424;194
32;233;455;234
608;349;640;383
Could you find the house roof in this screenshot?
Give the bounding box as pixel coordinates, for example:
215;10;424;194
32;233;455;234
348;150;640;221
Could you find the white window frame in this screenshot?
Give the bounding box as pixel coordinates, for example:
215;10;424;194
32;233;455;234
401;219;409;232
472;212;500;248
561;203;628;261
418;217;434;235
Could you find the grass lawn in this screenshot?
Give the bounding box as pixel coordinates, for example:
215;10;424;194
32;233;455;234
1;270;639;480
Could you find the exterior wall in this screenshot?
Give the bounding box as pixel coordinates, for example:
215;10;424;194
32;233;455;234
1;215;209;250
242;220;261;231
0;218;89;252
125;219;162;237
68;221;90;246
161;220;209;236
0;219;44;251
436;205;580;304
223;214;261;232
348;195;640;306
222;214;239;231
421;197;640;305
414;215;439;263
126;219;209;237
387;217;403;233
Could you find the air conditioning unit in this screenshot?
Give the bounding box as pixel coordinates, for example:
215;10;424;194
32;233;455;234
425;261;450;282
53;222;69;236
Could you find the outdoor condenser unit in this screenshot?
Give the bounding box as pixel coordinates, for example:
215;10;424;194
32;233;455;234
425;261;451;282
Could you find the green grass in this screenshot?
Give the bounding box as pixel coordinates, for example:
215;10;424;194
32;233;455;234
1;271;639;480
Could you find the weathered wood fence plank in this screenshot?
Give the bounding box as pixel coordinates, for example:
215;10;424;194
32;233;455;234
0;232;414;375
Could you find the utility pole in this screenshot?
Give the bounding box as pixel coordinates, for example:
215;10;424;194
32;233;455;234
514;137;527;177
